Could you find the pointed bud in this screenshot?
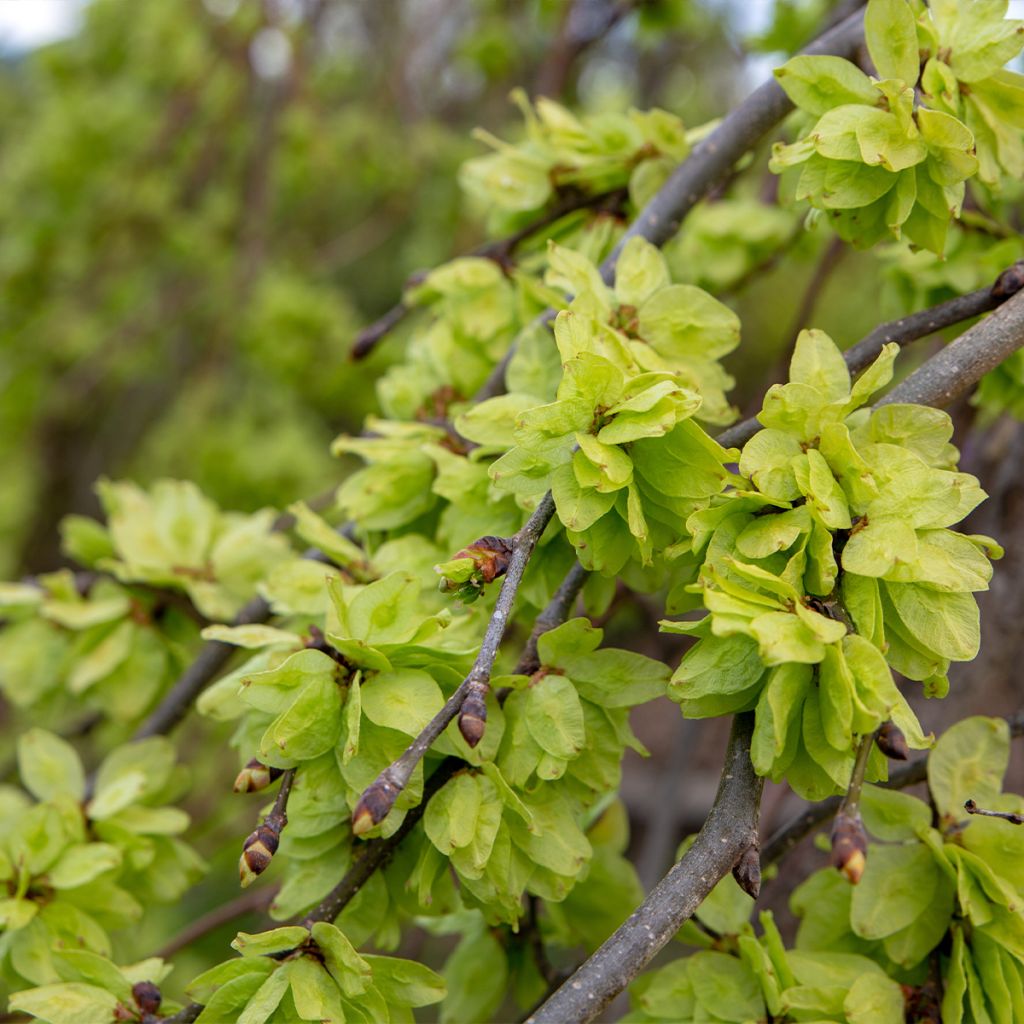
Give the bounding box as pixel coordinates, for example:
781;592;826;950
993;260;1024;298
352;774;400;836
876;722;909;761
732;844;762;899
233;758;284;794
132;981;162;1015
458;682;488;748
830;811;868;884
239;822;281;888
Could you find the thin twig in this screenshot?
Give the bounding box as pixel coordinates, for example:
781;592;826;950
844;261;1022;375
963;800;1024;825
718;260;1024;450
304;556;588;924
351;493;557;833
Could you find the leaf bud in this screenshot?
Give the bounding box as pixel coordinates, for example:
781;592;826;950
352;773;401;835
132;981;162;1015
732;843;762;899
239;821;282;888
830;811;868;884
435;536;515;602
875;721;909;761
992;260;1024;299
234;758;284;794
458;682;488;748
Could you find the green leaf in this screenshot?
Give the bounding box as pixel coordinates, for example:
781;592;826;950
237;962;293;1024
47;843;122;889
844;972;906;1024
362;955;446;1007
851;843;939;939
259;674;342;765
289;956;346;1023
525;674;586;758
551;462;617;532
232;926;310;957
928;716;1009;820
861;784;931;841
9;983;119;1024
688;950;765;1022
440;927;507;1024
424;773;482;853
751;662;810;776
865;0;921;84
614;236;670;307
884;582;979;661
739;429;803;500
187;958;277;1003
311;922;372;997
775;55;879;116
201;624;300;649
17;729;85;804
360;669;444;736
789;328;850;402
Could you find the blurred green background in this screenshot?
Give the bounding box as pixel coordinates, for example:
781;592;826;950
0;0;860;578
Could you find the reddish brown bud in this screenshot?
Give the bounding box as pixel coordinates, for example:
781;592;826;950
352;774;401;836
876;722;909;761
132;981;162;1015
732;844;762;899
239;822;282;887
454;535;515;584
992;260;1024;299
458;683;488;748
830;811;868;884
233;758;284;794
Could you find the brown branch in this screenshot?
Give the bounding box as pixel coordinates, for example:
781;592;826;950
718;259;1024;450
878;285;1024;409
303;555;587;927
525;713;763;1024
351;492;557;834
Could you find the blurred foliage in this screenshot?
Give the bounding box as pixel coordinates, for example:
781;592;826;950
0;0;758;579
